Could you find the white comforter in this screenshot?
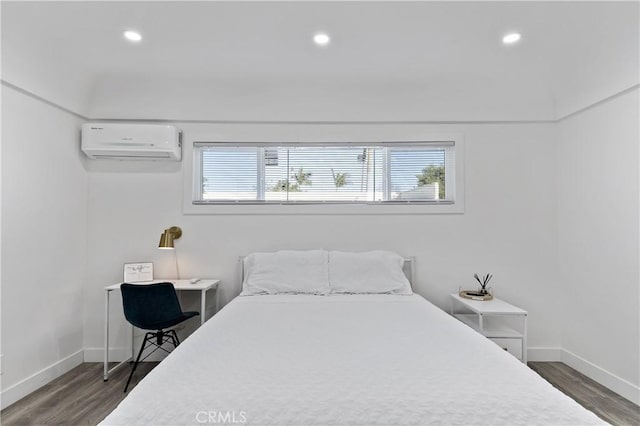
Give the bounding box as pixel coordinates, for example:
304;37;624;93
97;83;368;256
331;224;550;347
102;295;604;425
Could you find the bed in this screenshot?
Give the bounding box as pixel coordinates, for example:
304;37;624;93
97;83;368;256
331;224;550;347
102;251;604;425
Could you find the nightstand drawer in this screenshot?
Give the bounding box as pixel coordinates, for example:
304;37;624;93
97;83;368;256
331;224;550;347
490;337;523;361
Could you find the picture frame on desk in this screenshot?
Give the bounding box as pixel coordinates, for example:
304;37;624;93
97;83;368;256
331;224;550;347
123;262;154;282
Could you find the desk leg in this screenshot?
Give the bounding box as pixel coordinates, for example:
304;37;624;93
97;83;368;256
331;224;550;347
104;290;110;381
200;289;206;326
523;315;528;364
103;288;132;380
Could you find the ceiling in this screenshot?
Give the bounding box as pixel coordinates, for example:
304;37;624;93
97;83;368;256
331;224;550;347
2;1;638;121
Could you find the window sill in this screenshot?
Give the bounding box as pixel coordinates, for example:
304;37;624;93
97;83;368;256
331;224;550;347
183;201;464;215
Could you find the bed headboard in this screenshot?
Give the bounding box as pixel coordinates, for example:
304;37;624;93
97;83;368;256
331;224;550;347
402;257;416;287
238;255;415;289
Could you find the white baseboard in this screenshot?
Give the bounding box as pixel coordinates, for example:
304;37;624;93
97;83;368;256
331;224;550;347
528;347;639;405
528;347;563;362
561;349;640;406
0;350;84;410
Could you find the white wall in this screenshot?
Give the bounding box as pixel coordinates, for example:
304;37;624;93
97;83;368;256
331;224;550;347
82;122;563;359
557;88;640;402
88;75;555;122
0;86;88;407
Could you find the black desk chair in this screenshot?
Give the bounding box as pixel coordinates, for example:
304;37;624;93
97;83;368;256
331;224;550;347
120;282;199;392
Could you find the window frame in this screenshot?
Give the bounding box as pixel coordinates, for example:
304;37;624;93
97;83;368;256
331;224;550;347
184;135;465;215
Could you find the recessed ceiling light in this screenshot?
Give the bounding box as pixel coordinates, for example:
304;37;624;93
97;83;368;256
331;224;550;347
502;32;522;45
123;30;142;42
313;32;331;47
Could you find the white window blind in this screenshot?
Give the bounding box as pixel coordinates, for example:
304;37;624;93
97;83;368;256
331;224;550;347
194;142;454;204
201;147;258;201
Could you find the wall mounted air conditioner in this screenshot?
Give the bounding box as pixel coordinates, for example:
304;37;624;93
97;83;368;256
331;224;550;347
81;123;182;161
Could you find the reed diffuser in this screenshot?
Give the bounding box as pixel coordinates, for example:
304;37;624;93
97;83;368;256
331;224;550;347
474;273;492;295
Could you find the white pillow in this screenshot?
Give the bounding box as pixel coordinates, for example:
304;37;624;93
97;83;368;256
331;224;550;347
242;250;330;295
328;250;412;294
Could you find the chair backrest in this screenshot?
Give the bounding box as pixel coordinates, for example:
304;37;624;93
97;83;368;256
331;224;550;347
120;282;183;330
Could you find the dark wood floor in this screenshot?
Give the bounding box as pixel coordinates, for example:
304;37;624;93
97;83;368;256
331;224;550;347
1;362;158;426
529;362;639;426
1;362;638;425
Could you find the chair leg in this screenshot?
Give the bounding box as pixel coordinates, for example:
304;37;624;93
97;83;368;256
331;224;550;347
168;333;178;348
171;330;180;347
124;332;150;393
171;329;180;346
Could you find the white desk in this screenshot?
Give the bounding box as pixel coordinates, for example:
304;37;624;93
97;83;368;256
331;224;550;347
103;279;220;381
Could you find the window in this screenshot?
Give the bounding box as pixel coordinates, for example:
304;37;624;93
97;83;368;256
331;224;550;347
193;142;456;205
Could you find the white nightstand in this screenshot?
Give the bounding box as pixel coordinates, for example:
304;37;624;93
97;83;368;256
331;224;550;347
450;293;528;363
